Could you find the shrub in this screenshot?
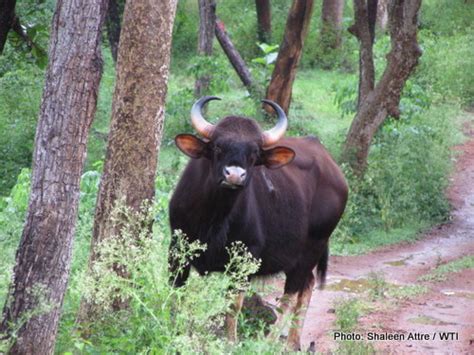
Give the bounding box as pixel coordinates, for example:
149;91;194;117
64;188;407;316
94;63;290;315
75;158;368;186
0;169;31;308
55;200;282;354
0;69;42;195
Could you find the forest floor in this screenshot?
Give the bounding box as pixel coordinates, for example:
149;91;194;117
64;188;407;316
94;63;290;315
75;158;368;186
264;114;474;353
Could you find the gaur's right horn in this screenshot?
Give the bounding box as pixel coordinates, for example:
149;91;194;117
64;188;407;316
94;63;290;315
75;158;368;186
190;96;220;139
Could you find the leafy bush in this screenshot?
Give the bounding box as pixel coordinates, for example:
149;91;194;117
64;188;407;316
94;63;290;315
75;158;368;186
332;103;458;255
0;169;31;307
0;69;43;195
55;199;282;354
417;28;474;106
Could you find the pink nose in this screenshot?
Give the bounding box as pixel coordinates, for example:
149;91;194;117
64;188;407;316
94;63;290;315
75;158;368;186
223;166;247;185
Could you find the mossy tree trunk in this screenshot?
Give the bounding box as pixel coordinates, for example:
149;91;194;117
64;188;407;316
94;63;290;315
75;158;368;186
342;0;422;176
266;0;314;114
78;0;178;321
195;0;216;97
0;0;107;353
320;0;344;50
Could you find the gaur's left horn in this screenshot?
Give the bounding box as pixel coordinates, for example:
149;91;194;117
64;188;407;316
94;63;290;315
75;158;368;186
191;96;220;138
261;99;288;146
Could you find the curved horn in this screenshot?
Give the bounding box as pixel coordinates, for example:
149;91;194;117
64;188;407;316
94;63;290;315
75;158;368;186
261;99;288;146
191;96;221;138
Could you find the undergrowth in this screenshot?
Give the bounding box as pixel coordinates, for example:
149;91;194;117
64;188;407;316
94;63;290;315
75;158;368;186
418;255;474;282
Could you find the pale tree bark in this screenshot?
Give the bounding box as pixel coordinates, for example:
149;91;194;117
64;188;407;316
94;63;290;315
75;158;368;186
342;0;423;176
266;0;314;114
377;0;389;31
106;0;122;63
0;0;107;353
78;0;178;321
0;0;16;53
255;0;271;43
320;0;344;49
195;0;216;97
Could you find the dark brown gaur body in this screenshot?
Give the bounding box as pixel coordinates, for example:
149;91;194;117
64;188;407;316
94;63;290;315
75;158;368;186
169;97;348;350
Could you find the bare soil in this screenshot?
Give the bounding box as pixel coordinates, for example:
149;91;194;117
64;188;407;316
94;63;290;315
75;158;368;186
266;118;474;353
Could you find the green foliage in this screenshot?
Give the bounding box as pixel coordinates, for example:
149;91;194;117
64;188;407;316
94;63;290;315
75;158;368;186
306;16;359;71
0;169;31;308
417;28;474;106
0;0;53;73
55;200;280;354
418;255;474;282
387;284;428;300
84;49;116;171
421;0;474;37
251;42;279;90
163;86;196;141
170;0;199;68
0;69;42;194
333;297;375;354
188;53;232;94
334;298;363;332
367;272;388;300
333;76;358;118
332;98;459;255
0;0;472;352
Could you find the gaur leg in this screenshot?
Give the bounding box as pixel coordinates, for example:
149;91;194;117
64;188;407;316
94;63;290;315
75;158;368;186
268;292;297;340
279;268;316;351
287;276;315;351
226;291;245;342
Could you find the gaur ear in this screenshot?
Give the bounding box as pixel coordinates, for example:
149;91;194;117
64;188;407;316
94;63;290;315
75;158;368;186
261;146;295;169
175;134;208;159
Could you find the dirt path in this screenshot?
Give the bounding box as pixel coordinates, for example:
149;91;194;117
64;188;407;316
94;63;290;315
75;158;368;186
269;117;474;353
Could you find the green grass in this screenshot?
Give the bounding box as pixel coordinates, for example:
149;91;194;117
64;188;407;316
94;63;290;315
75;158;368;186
333;298;375;355
418;255;474;282
331;222;430;256
334;298;366;332
291;70;353;156
387;284;428;300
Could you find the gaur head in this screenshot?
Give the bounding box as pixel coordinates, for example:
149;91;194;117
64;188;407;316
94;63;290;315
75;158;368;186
175;96;295;190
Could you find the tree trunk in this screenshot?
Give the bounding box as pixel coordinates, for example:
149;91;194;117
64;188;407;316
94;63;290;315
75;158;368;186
266;0;314;114
0;0;107;353
348;0;377;109
78;0;177;321
0;0;16;54
255;0;271;43
215;18;261;97
320;0;344;49
195;0;216;97
342;0;422;175
376;0;389;31
106;0;122;63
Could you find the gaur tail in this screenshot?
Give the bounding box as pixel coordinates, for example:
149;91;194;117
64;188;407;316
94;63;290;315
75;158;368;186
316;246;328;290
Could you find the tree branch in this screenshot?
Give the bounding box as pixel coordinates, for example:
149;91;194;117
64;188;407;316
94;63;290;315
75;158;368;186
11;16;46;57
215;18;262;97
